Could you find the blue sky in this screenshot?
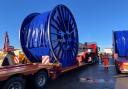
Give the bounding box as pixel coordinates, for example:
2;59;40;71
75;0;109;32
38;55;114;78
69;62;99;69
0;0;128;50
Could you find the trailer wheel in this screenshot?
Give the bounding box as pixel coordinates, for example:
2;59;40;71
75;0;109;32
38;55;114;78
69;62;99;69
34;71;48;89
116;66;121;74
3;77;25;89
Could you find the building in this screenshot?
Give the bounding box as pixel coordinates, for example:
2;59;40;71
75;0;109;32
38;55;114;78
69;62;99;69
103;48;113;54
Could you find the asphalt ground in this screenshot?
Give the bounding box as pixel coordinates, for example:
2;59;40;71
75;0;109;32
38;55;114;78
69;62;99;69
2;58;128;89
42;59;128;89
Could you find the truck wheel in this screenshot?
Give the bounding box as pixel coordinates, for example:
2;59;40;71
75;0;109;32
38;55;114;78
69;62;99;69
3;77;25;89
34;71;48;89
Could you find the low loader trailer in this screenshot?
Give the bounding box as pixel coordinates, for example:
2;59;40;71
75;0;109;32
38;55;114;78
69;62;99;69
0;53;87;89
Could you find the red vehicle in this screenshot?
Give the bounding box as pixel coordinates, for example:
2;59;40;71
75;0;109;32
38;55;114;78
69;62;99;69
113;31;128;73
79;42;99;64
84;42;100;63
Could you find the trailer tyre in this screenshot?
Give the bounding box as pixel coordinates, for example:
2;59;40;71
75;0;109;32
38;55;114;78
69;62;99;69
3;77;25;89
34;71;48;89
116;66;121;74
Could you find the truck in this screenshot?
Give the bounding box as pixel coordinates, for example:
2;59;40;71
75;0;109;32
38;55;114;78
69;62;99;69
0;4;89;89
82;42;99;64
113;30;128;73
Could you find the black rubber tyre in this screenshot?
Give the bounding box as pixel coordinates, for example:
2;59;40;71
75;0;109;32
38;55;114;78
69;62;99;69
3;77;25;89
116;65;121;74
34;71;48;89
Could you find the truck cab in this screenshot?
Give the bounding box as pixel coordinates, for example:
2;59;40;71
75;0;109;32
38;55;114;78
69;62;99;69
83;42;100;64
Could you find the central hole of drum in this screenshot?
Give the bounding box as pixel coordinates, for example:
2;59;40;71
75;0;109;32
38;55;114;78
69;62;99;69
64;33;68;39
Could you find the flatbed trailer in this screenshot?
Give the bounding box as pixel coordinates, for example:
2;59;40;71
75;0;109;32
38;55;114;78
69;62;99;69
0;53;87;89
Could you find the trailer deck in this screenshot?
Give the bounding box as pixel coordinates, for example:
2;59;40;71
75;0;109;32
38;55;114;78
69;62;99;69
0;63;54;81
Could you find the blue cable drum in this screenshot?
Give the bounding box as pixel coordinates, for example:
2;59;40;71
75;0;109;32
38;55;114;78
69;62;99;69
20;4;79;68
114;31;128;57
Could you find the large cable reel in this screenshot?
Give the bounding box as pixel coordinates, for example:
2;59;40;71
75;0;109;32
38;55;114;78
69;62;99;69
20;4;79;67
